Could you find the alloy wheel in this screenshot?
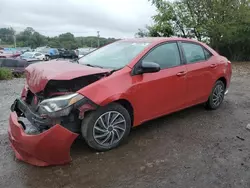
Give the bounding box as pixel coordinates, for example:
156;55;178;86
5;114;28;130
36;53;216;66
93;111;126;147
212;84;224;107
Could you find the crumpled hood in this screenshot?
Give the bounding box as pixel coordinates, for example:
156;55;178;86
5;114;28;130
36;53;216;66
25;60;109;93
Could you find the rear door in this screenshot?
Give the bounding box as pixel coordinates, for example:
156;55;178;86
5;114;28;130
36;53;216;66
180;42;218;106
132;42;188;123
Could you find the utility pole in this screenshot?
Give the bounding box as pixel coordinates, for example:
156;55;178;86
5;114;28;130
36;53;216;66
97;31;100;48
13;35;16;48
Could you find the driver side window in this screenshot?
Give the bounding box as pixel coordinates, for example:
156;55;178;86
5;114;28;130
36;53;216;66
142;42;181;69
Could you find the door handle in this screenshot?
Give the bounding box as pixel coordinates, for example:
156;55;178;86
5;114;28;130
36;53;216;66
210;64;217;68
176;71;187;76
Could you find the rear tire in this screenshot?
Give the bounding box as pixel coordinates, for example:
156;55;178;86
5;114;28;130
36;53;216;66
205;80;225;110
81;103;131;151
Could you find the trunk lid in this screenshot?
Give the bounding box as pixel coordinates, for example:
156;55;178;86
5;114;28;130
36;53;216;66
25;60;110;93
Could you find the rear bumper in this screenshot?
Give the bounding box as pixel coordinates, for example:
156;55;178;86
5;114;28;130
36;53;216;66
8;112;78;166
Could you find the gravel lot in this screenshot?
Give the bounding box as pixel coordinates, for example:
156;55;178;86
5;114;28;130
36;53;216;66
0;62;250;188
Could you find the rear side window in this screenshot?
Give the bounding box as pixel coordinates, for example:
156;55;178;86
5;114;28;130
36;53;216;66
143;42;181;69
181;42;206;64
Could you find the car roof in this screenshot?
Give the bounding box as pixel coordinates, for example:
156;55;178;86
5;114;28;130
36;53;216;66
120;37;201;44
120;37;218;55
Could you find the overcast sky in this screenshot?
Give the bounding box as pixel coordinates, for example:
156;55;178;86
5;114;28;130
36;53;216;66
0;0;156;38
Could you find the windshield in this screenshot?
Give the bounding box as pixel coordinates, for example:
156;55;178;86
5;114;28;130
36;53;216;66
21;52;33;58
79;41;151;69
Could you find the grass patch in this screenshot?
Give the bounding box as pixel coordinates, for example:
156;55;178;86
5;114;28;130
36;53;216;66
0;68;13;80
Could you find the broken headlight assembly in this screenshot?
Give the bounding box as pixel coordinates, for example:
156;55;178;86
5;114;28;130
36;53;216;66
38;93;84;118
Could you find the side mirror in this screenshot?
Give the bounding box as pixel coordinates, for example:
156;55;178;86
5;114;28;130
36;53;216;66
135;61;160;75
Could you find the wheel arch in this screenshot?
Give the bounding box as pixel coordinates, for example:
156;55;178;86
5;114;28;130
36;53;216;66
83;97;135;127
113;99;134;126
217;77;227;88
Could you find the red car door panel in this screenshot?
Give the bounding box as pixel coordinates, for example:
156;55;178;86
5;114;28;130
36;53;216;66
131;65;187;123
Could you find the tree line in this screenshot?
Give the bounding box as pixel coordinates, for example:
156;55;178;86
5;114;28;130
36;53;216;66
136;0;250;61
0;27;118;49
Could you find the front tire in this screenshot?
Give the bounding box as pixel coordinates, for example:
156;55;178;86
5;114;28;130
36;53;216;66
81;103;131;151
205;80;225;110
45;55;50;61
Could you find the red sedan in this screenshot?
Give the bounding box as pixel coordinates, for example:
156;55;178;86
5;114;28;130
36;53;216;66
9;37;232;166
0;50;21;58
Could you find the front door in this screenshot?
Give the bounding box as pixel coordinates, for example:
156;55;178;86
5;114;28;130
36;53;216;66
131;42;188;124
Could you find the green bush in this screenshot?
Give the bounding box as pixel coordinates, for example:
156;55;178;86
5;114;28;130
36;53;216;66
0;68;13;80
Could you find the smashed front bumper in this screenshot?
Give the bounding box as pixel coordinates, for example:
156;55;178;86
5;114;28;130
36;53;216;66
8;99;79;166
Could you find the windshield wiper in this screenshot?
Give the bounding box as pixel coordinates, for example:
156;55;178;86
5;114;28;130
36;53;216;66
83;64;104;68
107;68;122;76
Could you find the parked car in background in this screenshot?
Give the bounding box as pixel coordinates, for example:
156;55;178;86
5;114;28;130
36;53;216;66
78;47;96;58
20;52;45;62
59;49;78;59
0;50;21;58
9;37;232;166
36;48;59;61
0;58;28;76
58;48;66;58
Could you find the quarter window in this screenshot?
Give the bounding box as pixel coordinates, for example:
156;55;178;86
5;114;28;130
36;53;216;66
143;42;181;69
203;48;213;60
181;42;206;64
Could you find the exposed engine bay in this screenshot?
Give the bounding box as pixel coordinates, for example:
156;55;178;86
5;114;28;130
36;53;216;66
38;73;106;99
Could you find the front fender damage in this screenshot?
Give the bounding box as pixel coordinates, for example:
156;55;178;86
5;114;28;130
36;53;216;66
9;70;103;166
9;112;78;166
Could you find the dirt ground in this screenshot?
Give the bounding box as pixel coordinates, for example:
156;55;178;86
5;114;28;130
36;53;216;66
0;62;249;188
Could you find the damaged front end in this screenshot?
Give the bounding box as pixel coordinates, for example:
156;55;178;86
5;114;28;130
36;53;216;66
9;74;102;166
